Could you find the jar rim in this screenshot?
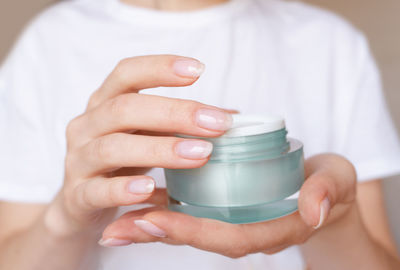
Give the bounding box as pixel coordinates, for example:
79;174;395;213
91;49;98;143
222;114;285;138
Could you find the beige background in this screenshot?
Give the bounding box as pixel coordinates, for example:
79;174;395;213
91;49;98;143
1;0;399;250
301;0;400;252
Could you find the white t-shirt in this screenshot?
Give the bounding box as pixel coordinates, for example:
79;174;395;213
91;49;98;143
1;0;400;269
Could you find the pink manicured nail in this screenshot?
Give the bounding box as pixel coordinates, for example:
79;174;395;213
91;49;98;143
98;238;133;247
314;197;330;229
175;140;213;160
173;58;205;78
134;220;167;238
128;178;155;194
196;108;233;131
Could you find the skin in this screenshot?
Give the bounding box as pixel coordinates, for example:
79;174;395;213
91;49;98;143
0;1;399;269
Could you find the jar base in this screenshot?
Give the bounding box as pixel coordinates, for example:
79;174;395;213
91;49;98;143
168;197;298;224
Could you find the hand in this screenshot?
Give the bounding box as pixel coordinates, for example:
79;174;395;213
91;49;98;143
100;154;357;257
44;55;234;238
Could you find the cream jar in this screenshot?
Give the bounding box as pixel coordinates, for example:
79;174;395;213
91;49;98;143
165;115;304;224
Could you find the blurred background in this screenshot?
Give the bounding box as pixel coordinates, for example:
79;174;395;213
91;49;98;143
0;0;399;249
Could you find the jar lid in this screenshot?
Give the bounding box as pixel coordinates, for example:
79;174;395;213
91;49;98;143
222;114;285;137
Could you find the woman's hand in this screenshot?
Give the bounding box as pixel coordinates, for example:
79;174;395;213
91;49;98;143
100;154;357;257
44;55;234;238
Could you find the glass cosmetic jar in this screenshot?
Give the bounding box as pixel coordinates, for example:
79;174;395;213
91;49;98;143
165;115;304;224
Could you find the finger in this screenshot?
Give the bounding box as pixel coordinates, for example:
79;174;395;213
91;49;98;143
104;209;310;258
131;106;238;136
69;93;232;145
101;207;182;246
298;154;357;228
72;175;156;211
71;133;212;177
88;55;204;110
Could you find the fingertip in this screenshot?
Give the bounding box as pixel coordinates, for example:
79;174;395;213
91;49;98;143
298;199;320;228
172;57;205;79
313;197;330;229
98;238;133;247
298;180;327;227
126;176;155;195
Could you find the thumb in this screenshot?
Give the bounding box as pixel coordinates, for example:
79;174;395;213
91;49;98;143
298;154;357;229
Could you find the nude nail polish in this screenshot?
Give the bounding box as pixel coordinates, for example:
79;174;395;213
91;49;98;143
134;220;167;238
98;238;133;247
173;58;205;78
175;140;213;160
196;108;233;131
314;197;330;229
128;178;155;194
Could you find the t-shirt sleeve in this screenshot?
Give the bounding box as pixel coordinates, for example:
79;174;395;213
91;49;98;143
335;33;400;182
0;22;63;203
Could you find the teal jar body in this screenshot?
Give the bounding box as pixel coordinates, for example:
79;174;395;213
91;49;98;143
165;127;305;224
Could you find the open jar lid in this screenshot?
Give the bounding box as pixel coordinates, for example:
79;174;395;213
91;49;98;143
222;114;285;138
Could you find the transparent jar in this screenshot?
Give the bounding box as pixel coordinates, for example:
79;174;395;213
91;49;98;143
165;115;304;224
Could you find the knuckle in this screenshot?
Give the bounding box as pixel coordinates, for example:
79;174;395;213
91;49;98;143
180;100;201;124
66;117;81;142
224;235;250;259
61;186;78;216
163;102;178;123
263;249;276;255
107;181;121;206
225;248;247;259
114;58;132;82
107;94;137;124
81;184;96;209
64;153;78;178
146;138;171;162
87;90;102;109
108;95;127;117
62;182;76;201
91;136;116;161
262;246;287;255
163;99;201;128
66;183;93;211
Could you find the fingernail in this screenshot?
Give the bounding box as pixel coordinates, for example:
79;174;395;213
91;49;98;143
98;238;133;247
173;58;205;78
175;140;213;160
196;108;233;131
314;197;330;229
128;178;155;194
134;220;167;238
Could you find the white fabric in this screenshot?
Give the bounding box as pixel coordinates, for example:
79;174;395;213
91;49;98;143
1;0;400;269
